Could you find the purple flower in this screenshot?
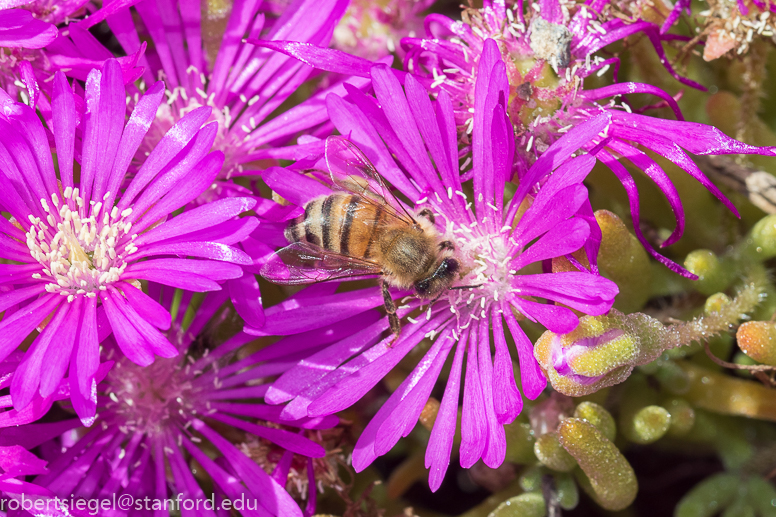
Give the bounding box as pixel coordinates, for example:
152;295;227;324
0;9;57;49
0;444;76;514
0;59;256;424
251;53;618;491
71;0;378;332
255;1;776;277
0;285;336;517
0;3;145;104
400;1;776;276
72;0;362;185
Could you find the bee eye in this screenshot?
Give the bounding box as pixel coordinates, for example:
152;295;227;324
414;279;430;295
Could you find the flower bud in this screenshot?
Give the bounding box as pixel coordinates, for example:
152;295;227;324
684;250;734;295
536;268;767;397
534;311;663;397
737;321;776;366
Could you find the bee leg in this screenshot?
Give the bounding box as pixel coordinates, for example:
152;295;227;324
438;240;455;251
382;280;401;343
417;208;435;224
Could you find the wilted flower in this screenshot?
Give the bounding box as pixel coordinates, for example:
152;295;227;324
0;285;337;516
0;60;255;423
400;0;776;276
672;0;776;60
253;50;618;491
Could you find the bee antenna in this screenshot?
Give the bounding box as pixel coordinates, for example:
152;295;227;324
449;284;483;291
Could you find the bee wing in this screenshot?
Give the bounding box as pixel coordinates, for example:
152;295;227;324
260;241;383;285
325;135;417;226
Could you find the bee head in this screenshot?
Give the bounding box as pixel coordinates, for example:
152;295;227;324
414;258;459;298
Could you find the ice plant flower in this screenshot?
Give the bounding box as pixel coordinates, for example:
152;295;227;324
0;2;145;104
260;2;776;277
0;8;57;49
76;0;362;184
73;0;377;331
0;7;56;101
0;59;257;424
400;2;776;276
0;285;337;516
252;56;618;491
0;442;90;515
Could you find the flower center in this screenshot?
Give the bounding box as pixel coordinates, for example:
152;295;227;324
25;187;136;301
440;218;516;330
136;77;247;180
103;355;199;437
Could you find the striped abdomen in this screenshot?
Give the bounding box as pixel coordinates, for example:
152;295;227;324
285;194;386;259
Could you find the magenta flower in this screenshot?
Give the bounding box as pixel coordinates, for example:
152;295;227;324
0;444;71;514
252;54;618;491
0;59;256;424
256;1;776;277
68;0;377;332
71;0;361;184
0;3;145;104
0;9;57;49
0;285;336;517
400;1;776;276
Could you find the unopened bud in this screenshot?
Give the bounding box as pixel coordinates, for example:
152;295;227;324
534;311;662;397
684;250;734;295
737;321;776;366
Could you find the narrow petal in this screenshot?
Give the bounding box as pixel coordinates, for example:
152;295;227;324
503;303;548;400
514;272;619;315
492;312;522;424
426;331;466;492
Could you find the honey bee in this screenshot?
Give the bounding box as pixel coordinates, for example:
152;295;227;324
260;136;464;338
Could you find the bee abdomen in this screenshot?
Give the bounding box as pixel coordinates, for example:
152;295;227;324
285;194;385;259
285;194;356;254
